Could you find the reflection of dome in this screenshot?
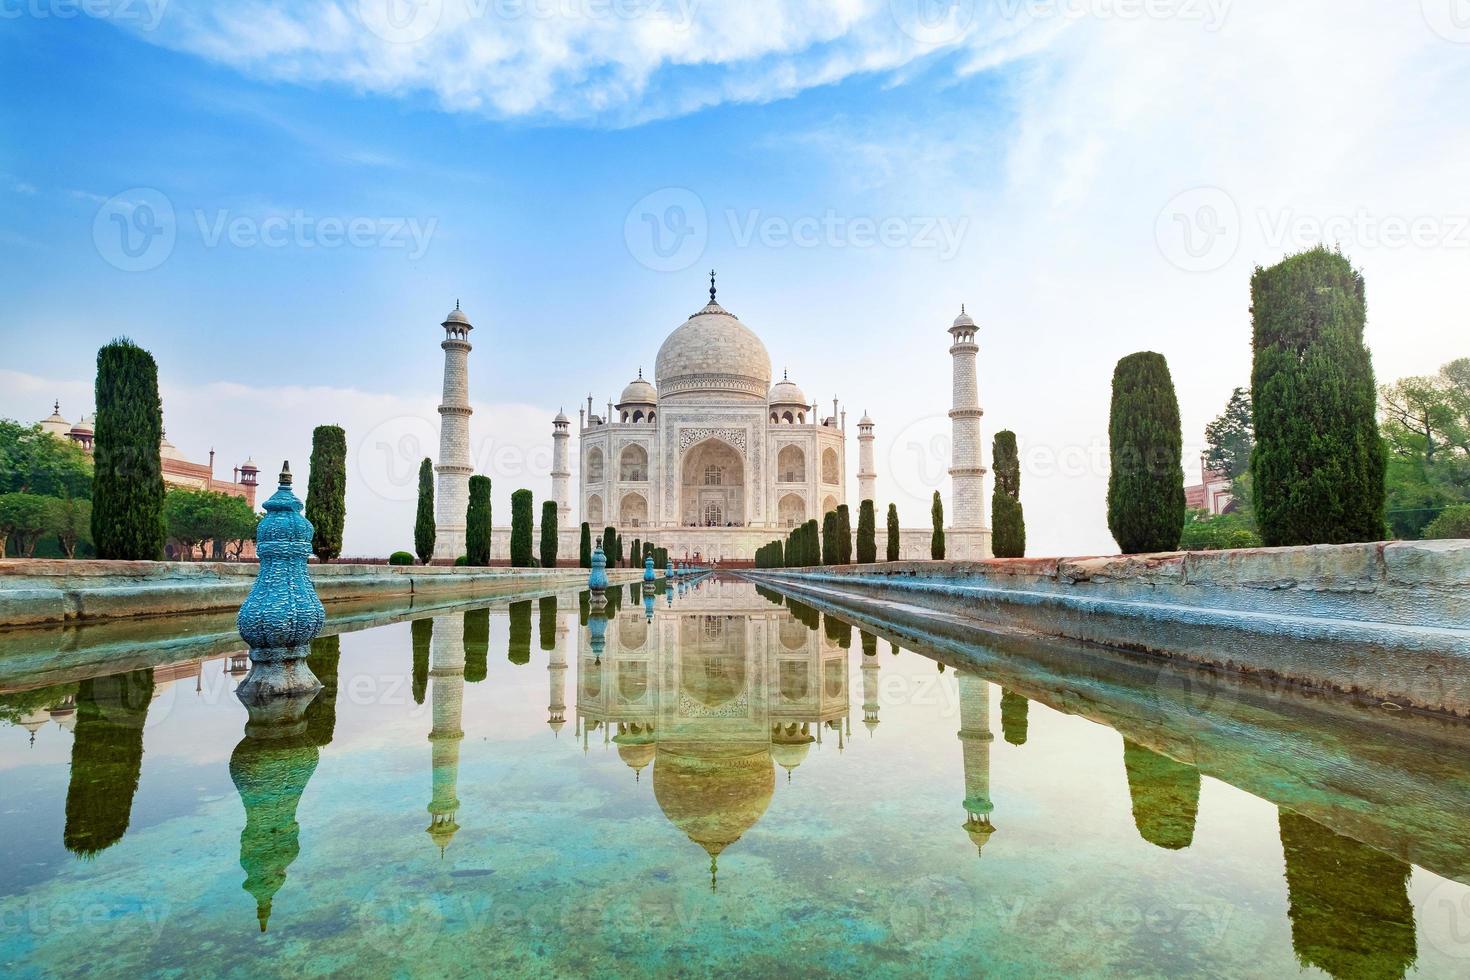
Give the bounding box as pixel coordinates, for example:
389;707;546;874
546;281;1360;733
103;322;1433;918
615;736;656;778
652;744;774;886
770;726;814;780
618;372;657;407
655;288;771;403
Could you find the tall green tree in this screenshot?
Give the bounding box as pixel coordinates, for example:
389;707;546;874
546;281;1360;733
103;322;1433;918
465;476;492;566
414;457;435;565
886;503;900;561
1107;352;1186;554
821;511;837;565
1204;387;1254;482
510;489;534;567
579;522;593;568
602;526;617;567
49;495;93;559
836;504;852;564
91;340;165;560
629;537;641;571
856;500;876;563
1251;247;1385;546
540;500;559;568
931;492;945;560
0;419;92;498
0;493;54;558
305;425;347;562
991;430;1026;558
1380;357;1470;538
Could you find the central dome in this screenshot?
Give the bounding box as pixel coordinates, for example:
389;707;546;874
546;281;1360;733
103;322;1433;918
655;295;771;403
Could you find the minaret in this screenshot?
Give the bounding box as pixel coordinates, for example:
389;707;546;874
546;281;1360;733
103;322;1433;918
432;302;474;562
427;614;465;855
861;647;881;735
857;413;877;503
551;409;571;524
956;669;996;856
947;306;988;558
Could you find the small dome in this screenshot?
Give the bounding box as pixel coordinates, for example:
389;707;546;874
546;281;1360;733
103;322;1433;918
952;305;976;330
442;302;472;328
69;415;93;436
554;409;569;424
768;372;807;408
160;434;186;460
618;372;658;408
858;413;874;427
240;457;259;472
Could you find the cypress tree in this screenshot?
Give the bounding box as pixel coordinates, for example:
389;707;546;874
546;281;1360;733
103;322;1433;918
91;339;165;560
836;504;852;564
539;500;559;568
807;519;820;566
821;511;837;565
507;600;532;665
856;500;876;564
1251;247;1386;545
931;492;946;560
629;537;641;572
886;503;900;561
414;457;435;565
1107;352;1186;554
465;476;492;566
602;526;617;568
992;431;1026;558
509;489;534;567
579;522;592;568
305;425;347;562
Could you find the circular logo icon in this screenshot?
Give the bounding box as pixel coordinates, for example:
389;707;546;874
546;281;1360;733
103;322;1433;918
887;873;975;946
92;188;175;273
358;0;444;44
887;412;953;502
355;881;447;957
624;187;708;273
1421;876;1470;959
889;0;978;46
357;413;441;503
1155;186;1241;273
1422;0;1470;43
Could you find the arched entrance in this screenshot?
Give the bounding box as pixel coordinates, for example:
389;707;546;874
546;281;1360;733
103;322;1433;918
681;438;745;527
778;493;805;528
621;491;648;527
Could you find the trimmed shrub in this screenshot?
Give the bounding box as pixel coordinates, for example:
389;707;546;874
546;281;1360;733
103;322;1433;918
836;504;852;564
1423;504;1470;540
305;425;347;562
414;457;435;565
540;500;559;568
91;339;165;560
931;492;945;560
454;555;468;567
1107;352;1186;555
1251;247;1385;546
509;489;534;567
991;431;1025;558
856;500;876;563
580;522;592;568
466;476;491;566
602;526;617;566
629;537;641;571
821;511;837;565
388;551;414;566
886;503;900;561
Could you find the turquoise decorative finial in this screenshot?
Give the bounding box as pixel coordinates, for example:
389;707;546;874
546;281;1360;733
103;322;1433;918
588;536;609;604
235;460;325;703
643;554;655;584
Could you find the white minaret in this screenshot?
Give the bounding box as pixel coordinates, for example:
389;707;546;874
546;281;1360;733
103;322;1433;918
947;306;988;558
857;413;877;503
433;303;474;562
427;613;465;855
551;410;571;525
957;669;996;857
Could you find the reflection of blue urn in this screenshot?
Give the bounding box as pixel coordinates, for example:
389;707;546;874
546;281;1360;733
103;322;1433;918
588;537;609;605
588;606;608;664
666;558;674;579
643;555;656;583
236;462;326;703
643;592;655;622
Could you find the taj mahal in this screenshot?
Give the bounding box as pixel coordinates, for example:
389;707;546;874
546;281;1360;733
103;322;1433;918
432;274;991;563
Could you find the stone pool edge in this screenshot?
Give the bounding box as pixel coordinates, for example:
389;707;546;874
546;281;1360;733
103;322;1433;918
744;539;1470;717
0;560;656;628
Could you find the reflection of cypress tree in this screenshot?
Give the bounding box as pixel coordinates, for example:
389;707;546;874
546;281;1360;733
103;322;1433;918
754;585;784;607
602;583;623;618
539;597;558;651
1000;690;1029;746
303;635;340;747
823;612;852;649
626;582;639;604
411;618;432;705
860;630;877;657
1122;740;1200;850
1279;810;1416;980
579;590;590;627
508;600;532;665
463;608;489;683
230;729;319;932
64;669;154;856
785;597;821;631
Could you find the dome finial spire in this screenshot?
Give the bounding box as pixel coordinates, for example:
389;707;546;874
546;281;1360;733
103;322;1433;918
455;298;460;311
709;269;717;303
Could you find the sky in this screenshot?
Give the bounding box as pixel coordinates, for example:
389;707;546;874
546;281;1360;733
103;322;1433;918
2;0;1467;557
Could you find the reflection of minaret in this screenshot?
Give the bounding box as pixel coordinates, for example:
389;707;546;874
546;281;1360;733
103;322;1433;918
1279;809;1417;979
548;624;567;736
861;648;881;735
956;670;996;856
427;614;466;855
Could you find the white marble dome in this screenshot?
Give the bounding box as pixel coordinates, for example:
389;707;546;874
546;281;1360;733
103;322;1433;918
768;374;807;408
655;298;771;402
618;374;657;407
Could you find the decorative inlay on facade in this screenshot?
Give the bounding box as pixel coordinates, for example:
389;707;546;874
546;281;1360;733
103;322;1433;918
677;691;751;719
662;375;767;398
679;427;748;455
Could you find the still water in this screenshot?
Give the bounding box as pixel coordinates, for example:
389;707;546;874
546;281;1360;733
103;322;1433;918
2;575;1469;977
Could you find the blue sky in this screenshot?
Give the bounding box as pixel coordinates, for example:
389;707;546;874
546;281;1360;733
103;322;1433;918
3;2;1467;555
